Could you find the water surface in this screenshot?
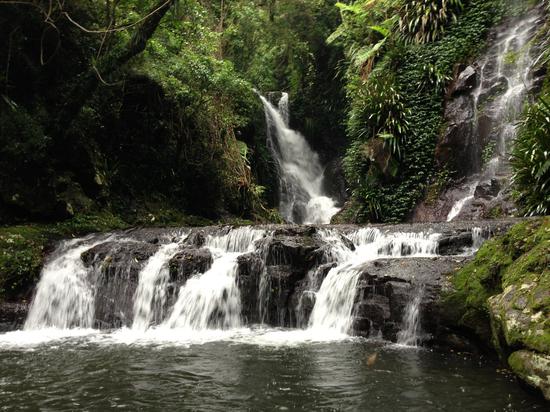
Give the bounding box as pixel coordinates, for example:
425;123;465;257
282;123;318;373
0;328;545;411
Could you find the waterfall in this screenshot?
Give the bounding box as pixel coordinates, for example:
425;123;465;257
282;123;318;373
308;230;440;333
258;93;340;224
19;223;493;345
163;227;266;330
447;12;541;221
24;237;109;329
132;241;184;331
396;286;424;347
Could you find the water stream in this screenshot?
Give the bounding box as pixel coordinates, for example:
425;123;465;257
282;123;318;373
447;11;541;221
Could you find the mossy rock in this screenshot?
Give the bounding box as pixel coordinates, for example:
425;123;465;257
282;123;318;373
444;217;550;399
508;350;550;400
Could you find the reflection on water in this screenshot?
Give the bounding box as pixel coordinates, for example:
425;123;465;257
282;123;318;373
0;329;545;411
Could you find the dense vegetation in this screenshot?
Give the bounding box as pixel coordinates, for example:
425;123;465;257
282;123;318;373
512;6;550;217
330;0;510;223
0;0;345;227
0;0;548;298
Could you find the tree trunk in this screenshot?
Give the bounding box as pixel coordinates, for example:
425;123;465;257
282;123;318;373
54;0;177;135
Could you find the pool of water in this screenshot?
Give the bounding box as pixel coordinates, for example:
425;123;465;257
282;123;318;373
0;328;545;411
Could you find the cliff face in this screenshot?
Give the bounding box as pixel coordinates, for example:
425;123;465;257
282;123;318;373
412;6;548;223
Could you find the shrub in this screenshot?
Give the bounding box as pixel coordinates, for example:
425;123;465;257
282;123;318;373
512;96;550;216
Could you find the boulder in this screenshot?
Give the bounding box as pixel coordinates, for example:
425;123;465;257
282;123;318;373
169;247;212;282
508;350;550;400
452;65;478;95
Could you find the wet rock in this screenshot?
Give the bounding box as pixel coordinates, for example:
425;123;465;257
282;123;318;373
184;230;206;248
169;247;212;282
261;264;308;327
81;241;159;269
0;301;29;332
289;262;338;327
350;257;472;341
266;232;323;270
436;94;478;177
438;232;474;255
474;179;501;199
80;241;160;329
508;350;550;400
477;76;509;107
452;65;478;95
236;252;264;323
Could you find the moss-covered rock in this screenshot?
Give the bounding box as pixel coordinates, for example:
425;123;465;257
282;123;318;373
508;350;550;400
443;217;550;399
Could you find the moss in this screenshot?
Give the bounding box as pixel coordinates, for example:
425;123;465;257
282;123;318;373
508;350;550;400
444;218;550;350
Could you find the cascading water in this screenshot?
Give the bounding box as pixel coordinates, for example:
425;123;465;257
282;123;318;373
307;229;440;335
132;240;185;331
447;11;542;221
396;286;424;347
24;236;111;330
259;93;340;224
163;227;266;330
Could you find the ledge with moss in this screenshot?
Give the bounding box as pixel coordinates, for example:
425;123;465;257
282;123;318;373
443;217;550;399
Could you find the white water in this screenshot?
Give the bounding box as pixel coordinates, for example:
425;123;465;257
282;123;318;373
397;286;424;347
24;236;110;330
132;240;184;331
259;93;340;224
447;13;540;221
163;227;266;330
3;224;497;349
308;229;440;334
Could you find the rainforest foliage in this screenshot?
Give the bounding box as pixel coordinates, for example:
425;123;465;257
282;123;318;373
0;0;344;226
0;0;547;229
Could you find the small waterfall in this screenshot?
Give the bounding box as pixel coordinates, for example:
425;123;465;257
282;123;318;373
447;11;541;220
132;241;183;331
308;230;440;333
163;254;243;330
258;93;339;224
24;237;108;329
163;227;266;330
397;286;424;347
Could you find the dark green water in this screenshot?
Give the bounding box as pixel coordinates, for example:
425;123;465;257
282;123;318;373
0;330;545;411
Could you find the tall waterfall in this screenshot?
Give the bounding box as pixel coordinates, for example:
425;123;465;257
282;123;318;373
447;12;541;221
259;93;340;224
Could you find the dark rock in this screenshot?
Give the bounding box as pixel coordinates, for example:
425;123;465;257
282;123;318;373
0;301;29;332
169;247;212;282
185;230;207;248
474;179;501;199
436;94;478;177
81;241;159;329
349;257;472;341
236;252;264;324
81;241;159;269
438;232;473;255
452;65;478;95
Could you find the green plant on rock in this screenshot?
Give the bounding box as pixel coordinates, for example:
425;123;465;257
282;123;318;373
512;96;550;216
399;0;465;44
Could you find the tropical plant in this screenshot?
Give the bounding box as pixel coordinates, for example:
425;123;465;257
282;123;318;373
512;96;550;216
399;0;465;44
